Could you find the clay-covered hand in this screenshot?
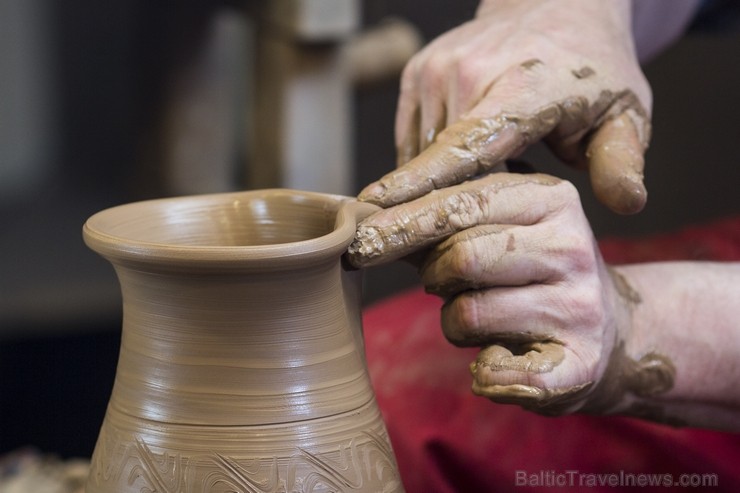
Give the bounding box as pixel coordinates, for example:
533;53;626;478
360;0;651;215
348;173;636;415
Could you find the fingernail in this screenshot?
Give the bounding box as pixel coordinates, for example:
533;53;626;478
358;182;387;204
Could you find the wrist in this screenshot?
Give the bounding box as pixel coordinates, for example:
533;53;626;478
575;265;678;420
475;0;635;57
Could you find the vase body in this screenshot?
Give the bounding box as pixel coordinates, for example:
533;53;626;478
83;189;403;493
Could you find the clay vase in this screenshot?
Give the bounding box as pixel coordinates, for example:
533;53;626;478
82;189;404;493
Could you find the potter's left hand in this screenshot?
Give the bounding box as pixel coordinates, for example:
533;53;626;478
348;172;632;415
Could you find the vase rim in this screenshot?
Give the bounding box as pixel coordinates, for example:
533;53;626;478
83;189;378;271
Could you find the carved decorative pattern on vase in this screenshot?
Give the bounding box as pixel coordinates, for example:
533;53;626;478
88;426;403;493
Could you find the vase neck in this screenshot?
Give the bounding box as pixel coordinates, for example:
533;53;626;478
108;261;372;426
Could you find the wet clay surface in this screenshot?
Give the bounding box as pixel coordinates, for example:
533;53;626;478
579;341;676;414
83;190;402;493
419;225;517;298
469;339;593;416
349;173;560;268
470;336;676;419
472;339;566;373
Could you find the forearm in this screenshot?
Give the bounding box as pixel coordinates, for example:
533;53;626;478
476;0;632;34
477;0;629;14
476;0;701;63
607;261;740;430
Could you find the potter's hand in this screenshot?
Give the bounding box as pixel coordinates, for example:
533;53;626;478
348;173;635;416
360;0;651;215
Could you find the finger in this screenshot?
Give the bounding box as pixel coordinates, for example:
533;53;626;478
543;94;604;165
359;117;526;207
395;106;421;167
395;62;422;167
420;225;521;297
587;110;650;214
416;54;449;153
360;61;564;207
420;220;593;297
348;173;565;268
418;98;447;153
439;282;601;347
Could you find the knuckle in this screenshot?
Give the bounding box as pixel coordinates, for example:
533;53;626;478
562;234;597;273
552;282;604;330
571;286;606;329
453;55;484;96
545;183;597;272
542;227;596;275
418;55;448;92
438;190;488;230
446;240;478;279
553;180;581;207
442;293;483;344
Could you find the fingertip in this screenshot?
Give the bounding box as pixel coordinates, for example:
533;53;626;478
592;169;648;215
587;114;649;215
357;172;415;207
359;161;435;207
357;181;388;205
346;224;385;269
615;180;647;215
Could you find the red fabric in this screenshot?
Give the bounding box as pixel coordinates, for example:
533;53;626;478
598;215;740;264
363;215;740;493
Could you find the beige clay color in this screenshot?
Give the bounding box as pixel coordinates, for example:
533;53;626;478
83;189;403;493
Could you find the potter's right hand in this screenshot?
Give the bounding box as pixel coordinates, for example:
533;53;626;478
348;172;637;416
359;0;652;215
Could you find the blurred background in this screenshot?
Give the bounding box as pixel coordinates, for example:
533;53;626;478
1;0;739;461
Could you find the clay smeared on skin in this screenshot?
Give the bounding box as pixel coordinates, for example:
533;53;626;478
374;88;650;210
469;340;595;415
473;381;593;416
470;339;676;418
348;175;559;268
418;226;516;297
472;339;565;373
520;58;544;70
608;266;642;305
572;66;596;79
578;341;677;415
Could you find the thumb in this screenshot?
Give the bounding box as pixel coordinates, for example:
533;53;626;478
587;111;650;215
